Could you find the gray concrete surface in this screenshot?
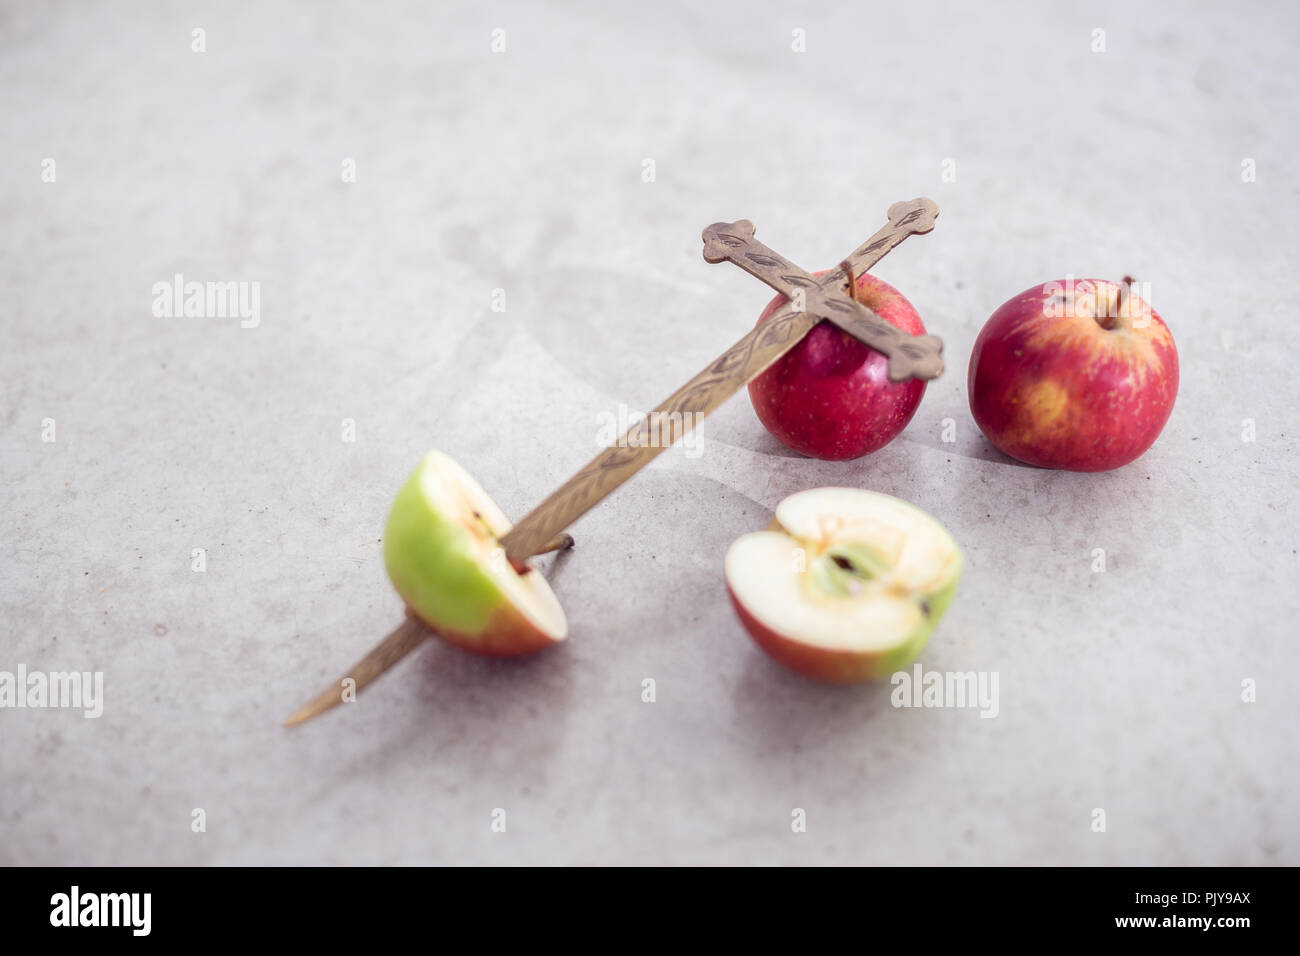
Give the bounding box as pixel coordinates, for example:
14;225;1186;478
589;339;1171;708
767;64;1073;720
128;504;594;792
1;0;1297;865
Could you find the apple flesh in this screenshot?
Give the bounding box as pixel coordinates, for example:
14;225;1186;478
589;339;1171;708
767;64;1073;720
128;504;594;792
383;451;566;655
725;488;962;683
968;278;1178;471
748;272;928;460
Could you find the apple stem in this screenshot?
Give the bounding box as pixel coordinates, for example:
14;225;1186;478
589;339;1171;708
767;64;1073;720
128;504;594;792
1101;276;1135;330
283;613;429;728
840;259;858;302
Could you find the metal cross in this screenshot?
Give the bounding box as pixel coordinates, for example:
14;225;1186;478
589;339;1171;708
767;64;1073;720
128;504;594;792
498;197;944;562
287;198;944;726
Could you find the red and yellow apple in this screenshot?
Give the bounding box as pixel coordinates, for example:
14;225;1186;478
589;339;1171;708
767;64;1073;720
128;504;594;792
968;278;1178;471
748;272;928;460
383;451;566;655
725;487;963;683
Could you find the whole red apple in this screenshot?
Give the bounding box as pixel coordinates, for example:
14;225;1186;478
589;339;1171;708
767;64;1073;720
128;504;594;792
748;271;927;460
968;278;1178;471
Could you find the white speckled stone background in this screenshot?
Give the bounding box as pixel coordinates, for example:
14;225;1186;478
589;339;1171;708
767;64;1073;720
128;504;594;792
1;0;1297;865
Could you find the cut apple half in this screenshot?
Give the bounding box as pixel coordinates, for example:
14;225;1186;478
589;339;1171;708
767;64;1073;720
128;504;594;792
725;487;962;683
383;450;567;655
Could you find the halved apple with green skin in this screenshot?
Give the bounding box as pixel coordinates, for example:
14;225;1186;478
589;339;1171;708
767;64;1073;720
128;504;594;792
383;451;566;655
725;488;962;683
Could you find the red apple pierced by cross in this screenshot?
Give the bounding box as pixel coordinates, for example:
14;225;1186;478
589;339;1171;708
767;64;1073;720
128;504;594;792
968;277;1178;472
749;271;928;460
725;488;963;683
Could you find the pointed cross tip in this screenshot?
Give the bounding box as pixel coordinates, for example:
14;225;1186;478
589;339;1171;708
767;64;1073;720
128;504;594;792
281;614;430;730
282;690;340;728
